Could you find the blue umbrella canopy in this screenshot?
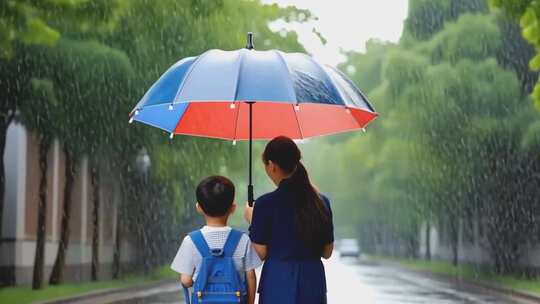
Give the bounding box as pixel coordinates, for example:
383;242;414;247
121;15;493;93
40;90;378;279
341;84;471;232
130;33;378;205
130;37;377;140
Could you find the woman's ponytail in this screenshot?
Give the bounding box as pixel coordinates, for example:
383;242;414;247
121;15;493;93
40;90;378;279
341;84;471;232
263;136;332;255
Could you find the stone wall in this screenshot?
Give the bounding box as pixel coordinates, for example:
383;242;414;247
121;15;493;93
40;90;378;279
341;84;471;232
418;219;540;271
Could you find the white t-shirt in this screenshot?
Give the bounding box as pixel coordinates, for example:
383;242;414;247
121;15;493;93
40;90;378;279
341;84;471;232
170;226;262;282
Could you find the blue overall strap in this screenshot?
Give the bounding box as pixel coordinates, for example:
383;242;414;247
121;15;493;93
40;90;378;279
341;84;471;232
189;230;211;258
223;229;243;257
183;286;191;304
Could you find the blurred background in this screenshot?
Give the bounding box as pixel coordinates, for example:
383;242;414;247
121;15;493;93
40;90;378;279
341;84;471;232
1;0;540;303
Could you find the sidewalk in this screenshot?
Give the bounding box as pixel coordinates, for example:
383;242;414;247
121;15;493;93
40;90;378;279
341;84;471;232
37;280;183;304
376;259;540;304
34;258;540;304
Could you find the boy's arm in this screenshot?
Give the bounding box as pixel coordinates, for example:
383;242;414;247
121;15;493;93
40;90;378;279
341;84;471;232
171;236;197;288
246;269;257;304
180;274;193;288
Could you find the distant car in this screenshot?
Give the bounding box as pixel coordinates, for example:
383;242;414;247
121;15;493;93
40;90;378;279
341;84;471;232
338;238;360;258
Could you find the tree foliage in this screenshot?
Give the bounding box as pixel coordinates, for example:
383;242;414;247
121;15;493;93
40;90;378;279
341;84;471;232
1;0;309;285
491;0;540;110
309;0;540;273
0;0;127;58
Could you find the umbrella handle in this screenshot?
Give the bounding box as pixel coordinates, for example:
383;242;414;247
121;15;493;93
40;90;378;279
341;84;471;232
248;184;254;207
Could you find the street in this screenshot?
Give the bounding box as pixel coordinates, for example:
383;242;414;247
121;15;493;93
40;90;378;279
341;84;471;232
108;254;536;304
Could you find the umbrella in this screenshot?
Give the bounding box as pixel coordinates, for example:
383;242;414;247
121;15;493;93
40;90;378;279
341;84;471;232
129;32;378;206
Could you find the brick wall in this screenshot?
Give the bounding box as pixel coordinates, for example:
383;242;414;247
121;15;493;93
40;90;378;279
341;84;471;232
1;122;136;286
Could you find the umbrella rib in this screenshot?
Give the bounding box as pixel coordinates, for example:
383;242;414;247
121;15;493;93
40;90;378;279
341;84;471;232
302;55;347;106
273;50;297;101
326;65;376;112
292;104;304;140
171;103;190;135
233;50;246;101
233;101;240;141
173;50;213;102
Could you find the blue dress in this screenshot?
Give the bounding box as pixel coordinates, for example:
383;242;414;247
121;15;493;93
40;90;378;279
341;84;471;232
249;178;334;304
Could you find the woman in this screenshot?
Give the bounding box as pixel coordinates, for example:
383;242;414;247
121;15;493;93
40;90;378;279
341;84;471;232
244;136;334;304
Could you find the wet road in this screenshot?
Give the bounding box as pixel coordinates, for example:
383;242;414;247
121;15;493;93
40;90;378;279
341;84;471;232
325;257;533;304
118;255;535;304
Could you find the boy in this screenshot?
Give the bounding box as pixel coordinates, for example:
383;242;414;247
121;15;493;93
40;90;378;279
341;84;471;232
171;176;261;304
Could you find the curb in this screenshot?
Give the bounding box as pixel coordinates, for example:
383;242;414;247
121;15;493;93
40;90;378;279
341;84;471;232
454;276;540;303
36;279;176;304
375;259;540;303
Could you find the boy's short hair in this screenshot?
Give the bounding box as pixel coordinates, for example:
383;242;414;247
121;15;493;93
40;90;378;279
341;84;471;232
196;176;235;217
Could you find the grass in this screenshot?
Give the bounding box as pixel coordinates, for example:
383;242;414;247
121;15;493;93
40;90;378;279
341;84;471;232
0;265;177;304
490;275;540;294
372;256;540;295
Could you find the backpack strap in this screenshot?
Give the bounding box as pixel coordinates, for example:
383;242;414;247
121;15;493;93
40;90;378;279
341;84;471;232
183;286;191;304
189;230;211;258
222;229;243;257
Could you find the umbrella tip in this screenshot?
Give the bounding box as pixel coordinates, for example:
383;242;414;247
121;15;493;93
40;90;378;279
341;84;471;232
246;32;254;50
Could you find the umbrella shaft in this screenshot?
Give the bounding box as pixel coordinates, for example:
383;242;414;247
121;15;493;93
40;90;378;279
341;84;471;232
248;102;254;206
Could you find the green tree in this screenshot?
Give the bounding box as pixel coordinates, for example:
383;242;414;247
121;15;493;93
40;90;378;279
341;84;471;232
46;39;135;283
339;40;394;96
491;0;540;109
0;0;128;266
402;0;487;42
15;38;135;287
0;0;313;289
322;0;540;274
21;77;56;289
0;0;127;58
96;0;309;277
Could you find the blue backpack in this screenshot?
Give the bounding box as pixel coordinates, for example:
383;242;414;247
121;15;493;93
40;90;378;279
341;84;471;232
183;229;247;304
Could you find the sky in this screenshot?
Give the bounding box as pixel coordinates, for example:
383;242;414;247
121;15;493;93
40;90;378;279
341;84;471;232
260;0;409;66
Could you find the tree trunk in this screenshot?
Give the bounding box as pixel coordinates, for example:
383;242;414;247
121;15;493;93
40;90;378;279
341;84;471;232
112;179;124;279
91;167;100;281
425;220;431;261
32;137;49;290
112;209;121;279
450;222;459;266
49;148;75;285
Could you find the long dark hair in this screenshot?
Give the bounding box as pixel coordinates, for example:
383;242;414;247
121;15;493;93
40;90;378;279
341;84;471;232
262;136;332;254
